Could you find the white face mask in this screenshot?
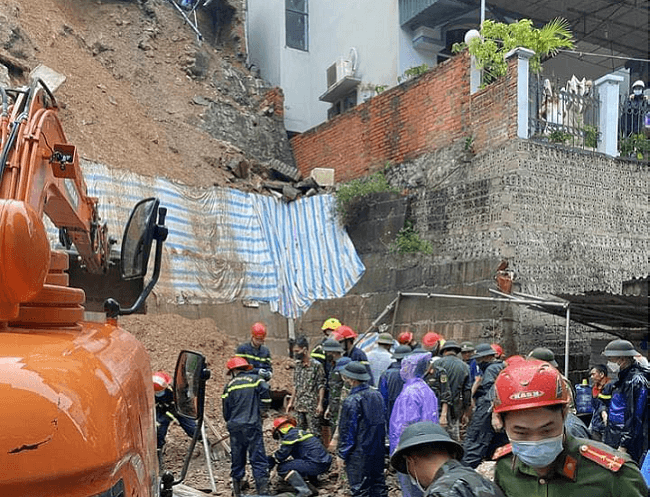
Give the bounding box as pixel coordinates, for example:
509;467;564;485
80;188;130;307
510;433;564;468
633;88;642;96
607;361;621;374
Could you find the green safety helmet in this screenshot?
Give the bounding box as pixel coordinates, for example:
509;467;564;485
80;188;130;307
603;339;639;357
390;421;463;474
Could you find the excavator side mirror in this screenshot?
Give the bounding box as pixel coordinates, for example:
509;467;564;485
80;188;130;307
104;198;168;318
121;197;159;280
161;350;210;490
173;350;210;420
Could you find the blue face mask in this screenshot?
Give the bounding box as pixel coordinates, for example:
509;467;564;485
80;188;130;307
510;433;564;468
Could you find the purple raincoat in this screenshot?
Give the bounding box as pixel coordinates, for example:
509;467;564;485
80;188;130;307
389;352;439;454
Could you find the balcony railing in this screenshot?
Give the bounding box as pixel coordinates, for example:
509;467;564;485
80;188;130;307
528;75;600;152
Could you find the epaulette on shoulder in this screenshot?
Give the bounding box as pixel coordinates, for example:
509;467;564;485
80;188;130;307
492;443;512;460
578;443;626;472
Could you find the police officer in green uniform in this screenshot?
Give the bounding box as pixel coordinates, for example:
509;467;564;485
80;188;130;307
491;359;648;497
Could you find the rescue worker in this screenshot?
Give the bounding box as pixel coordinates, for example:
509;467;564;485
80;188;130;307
390;352;439;497
378;344;410;425
235;322;273;379
398;330;418;350
153;371;197;465
322;338;349;436
390;421;506;497
599;338;649;464
461;342;480;402
222;356;272;496
286;335;326;437
588;364;613;441
420;331;444;356
310;317;342;364
527;346;576;411
336;325;374;384
490;343;504;360
492;359;648;496
367;332;395;387
461;343;506;468
436;340;471;442
269;416;332;496
337;361;388;497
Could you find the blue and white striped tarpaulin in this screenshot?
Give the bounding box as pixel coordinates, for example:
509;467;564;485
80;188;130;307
46;161;365;318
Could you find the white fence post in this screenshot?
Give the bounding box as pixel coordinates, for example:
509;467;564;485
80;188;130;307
594;73;624;157
505;47;535;139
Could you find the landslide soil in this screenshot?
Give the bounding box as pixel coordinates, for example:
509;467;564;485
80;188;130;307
2;0;265;188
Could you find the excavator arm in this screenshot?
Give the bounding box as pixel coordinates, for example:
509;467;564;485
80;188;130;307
0;79;109;321
0;79;108;273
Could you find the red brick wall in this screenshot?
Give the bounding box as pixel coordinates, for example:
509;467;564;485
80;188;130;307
291;51;520;182
261;87;285;119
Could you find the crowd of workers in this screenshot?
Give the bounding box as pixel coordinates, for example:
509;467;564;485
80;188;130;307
156;319;650;496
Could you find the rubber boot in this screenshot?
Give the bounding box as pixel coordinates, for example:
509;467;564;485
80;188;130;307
285;470;312;497
232;479;242;497
256;477;272;496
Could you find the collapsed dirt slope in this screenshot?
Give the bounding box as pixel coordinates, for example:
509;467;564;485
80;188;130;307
1;0;287;187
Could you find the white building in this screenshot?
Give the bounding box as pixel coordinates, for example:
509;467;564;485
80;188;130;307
245;0;647;134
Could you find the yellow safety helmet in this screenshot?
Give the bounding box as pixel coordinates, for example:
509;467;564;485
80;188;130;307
321;318;342;332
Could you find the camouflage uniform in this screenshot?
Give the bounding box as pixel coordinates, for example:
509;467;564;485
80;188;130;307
424;459;505;497
494;434;648;496
326;359;349;432
424;361;452;416
293;358;325;437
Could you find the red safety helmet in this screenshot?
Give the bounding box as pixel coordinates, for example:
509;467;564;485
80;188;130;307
491;343;504;357
272;416;297;439
226;356;253;371
398;331;414;345
251;322;267;338
493;359;569;414
336;325;358;340
153;371;172;392
422;332;443;348
504;355;526;367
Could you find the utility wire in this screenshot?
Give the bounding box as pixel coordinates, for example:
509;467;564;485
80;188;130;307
557;49;650;63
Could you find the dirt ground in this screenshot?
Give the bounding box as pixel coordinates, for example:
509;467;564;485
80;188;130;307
123;313;403;495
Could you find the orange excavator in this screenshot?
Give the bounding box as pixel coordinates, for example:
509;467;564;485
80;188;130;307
0;79;209;495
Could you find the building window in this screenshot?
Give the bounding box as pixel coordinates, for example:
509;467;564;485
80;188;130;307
286;0;308;51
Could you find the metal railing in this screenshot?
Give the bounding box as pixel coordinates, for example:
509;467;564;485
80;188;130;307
528;75;600;151
618;93;650;161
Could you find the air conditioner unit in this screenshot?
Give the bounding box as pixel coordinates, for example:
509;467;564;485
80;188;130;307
412;26;445;52
326;58;352;88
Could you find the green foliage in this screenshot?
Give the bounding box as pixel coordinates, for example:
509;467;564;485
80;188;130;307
548;129;572;144
375;84;387;94
620;133;650;161
390;220;433;255
335;171;398;225
398;64;429;84
464;135;475;152
453;18;574;85
584;125;598;149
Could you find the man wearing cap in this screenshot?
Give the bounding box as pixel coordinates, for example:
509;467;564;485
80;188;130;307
598;339;649;464
461;343;506;468
436;340;471;442
492;359;648;496
337;361;388;497
367;332;395;387
322;338;349;437
287;335;326;439
461;342;480;400
337;325;374;384
379;345;410;425
235;322;273;378
391;421;505;496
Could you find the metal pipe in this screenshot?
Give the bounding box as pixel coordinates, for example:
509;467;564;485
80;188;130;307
400;291;568;307
564;306;570;375
390;292;402;336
